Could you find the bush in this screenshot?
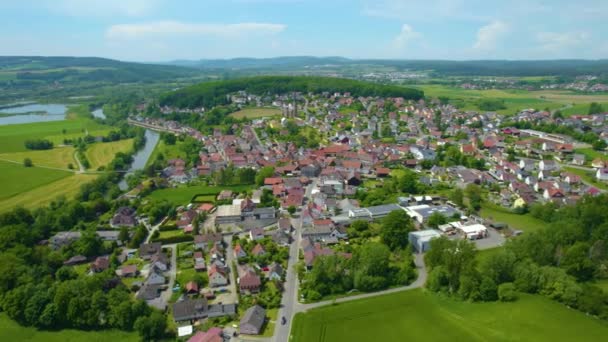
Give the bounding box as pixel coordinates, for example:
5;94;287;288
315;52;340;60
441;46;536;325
23;158;33;167
498;282;517;302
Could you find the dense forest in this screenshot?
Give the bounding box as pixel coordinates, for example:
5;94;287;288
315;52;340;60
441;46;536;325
159;76;425;109
425;194;608;319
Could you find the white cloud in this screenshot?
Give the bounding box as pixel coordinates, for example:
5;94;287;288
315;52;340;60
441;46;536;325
536;31;589;52
473;20;509;50
106;21;287;40
50;0;161;17
393;24;422;48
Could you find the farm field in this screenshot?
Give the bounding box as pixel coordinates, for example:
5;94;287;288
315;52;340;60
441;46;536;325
479;203;548;233
0;160;72;201
290;289;608;342
147;184;255;205
0;146;75;169
86;139;133;169
413;85;608;115
0;173;97;212
0;110;108;153
230;107;281;119
0;313;138;342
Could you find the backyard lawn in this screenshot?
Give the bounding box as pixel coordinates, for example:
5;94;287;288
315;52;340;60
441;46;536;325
479;203;548;233
86;139;134;169
291;289;608;342
0;314;138;342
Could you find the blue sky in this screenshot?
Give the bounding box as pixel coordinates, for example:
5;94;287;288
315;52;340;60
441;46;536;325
0;0;606;61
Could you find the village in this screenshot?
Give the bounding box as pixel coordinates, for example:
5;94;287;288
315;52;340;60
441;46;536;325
48;89;608;342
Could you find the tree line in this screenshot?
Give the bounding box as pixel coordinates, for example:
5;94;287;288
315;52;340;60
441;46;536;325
159;76;424;109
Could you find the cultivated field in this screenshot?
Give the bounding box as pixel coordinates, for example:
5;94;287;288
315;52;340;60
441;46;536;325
413;85;608;116
0;111;108;153
0;173;97;212
0;313;138;342
230;107;282;119
0;146;75;169
0;160;72;201
86;139;133;169
291;289;608;342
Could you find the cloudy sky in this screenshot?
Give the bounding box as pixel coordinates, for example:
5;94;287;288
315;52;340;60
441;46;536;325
0;0;606;61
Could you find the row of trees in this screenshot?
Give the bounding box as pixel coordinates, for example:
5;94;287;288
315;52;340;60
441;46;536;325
159;76;424;109
24;138;53;150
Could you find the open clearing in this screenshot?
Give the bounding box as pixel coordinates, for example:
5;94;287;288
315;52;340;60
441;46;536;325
230;107;282;119
0;313;137;342
291;289;608;342
146;139;185;167
479;203;548;233
0;146;75;169
0;173;97;212
86;139;133;169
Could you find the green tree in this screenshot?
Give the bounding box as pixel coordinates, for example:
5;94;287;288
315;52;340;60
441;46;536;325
465;184;483;212
589;102;604;115
592;139;607;151
118;226;130;245
380;210;414;250
353;242;391;292
287;205;297;215
427;212;447;228
449;188;464;208
23;158;33;167
134;311;167;341
255;166;275;186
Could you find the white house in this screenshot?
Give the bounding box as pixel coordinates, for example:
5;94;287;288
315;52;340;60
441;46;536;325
597;168;608;181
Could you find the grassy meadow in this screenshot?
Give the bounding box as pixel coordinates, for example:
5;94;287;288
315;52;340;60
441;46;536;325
230;107;282;119
146;184;255;205
291;289;608;342
479;203;548;233
146;139;185;167
0;314;138;342
0;146;76;169
86;139;134;170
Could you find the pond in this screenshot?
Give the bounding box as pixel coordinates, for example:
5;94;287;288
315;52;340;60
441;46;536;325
0;103;68;125
118;129;160;190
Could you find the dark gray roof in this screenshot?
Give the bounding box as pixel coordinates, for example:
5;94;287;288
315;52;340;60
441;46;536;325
366;204;403;217
172;299;208;322
240;305;266;331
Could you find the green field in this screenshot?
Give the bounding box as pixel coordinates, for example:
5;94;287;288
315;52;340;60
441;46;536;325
479;203;548;233
86;139;134;169
574;148;608;164
147;184;255;205
0;146;75;169
0;160;72;201
146;139;185;167
413;85;608;115
0;173;97;212
230;107;282;119
0;106;109;153
0;314;138;342
291;289;608;342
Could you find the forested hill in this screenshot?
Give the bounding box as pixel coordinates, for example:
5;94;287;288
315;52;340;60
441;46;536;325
0;56;199;83
159;76;424;108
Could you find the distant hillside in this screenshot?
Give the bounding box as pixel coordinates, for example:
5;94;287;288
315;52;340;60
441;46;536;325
166;56;608;77
0;56;199;83
159;76;424;109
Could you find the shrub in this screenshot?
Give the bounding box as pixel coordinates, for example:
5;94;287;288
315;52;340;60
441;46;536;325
498;282;517;302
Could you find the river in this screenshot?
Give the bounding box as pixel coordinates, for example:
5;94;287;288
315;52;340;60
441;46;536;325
0;103;68;125
118;129;160;190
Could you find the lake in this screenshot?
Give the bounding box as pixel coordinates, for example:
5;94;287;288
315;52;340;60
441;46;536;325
118;129;160;190
0;103;68;125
